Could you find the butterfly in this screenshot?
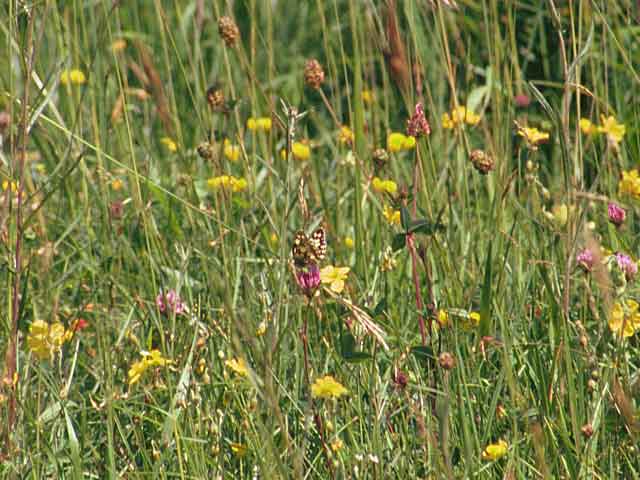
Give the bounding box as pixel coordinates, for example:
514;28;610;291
292;228;326;267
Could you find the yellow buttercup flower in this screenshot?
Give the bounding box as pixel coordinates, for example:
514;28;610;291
579;118;598;135
598;115;625;145
111;178;124;191
362;89;374;105
311;375;348;399
223;139;241;161
338;126;354;146
27;320;70;360
320;265;350;293
482;440;508;461
437;310;450;328
383;205;401;226
609;300;640;338
128;349;171;385
619;169;640;199
292;142;311;160
225;357;249;377
60;69;87;86
387;133;416;153
247;117;272;132
371;177;398;195
344;236;354;249
517;126;549;149
442;106;480;129
160;137;178;153
207;175;248;193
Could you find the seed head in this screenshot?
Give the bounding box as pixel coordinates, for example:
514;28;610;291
470;149;494;174
218;16;240;47
406;102;430;138
438;352;456;370
304;59;325;90
206;85;225;111
197;142;215;161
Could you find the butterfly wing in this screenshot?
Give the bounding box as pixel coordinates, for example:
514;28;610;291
309;228;327;262
292;230;310;267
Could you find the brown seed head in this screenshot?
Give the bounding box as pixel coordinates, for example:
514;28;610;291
581;423;594;438
197;142;215;160
218;16;240;47
470;149;494;175
206;86;225;111
438;352;456;370
304;59;325;90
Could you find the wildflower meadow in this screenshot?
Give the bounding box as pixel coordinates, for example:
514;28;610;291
2;1;640;478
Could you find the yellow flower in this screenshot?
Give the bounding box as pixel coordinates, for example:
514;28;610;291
387;133;416;153
517;126;549;149
127;349;171;385
111;178;123;191
383;205;401;226
466;311;481;329
362;89;374;105
160;137;178;153
598;115;625;145
256;321;267;337
338;126;354;146
330;438;344;452
225;357;248;377
371;177;398;194
60;69;87;86
344;236;354;249
482;440;508;461
609;300;640;338
223;139;241;161
320;265;350;293
207;175;248;193
111;39;127;53
619;169;640;199
442;106;480;129
246;117;272;132
27;320;69;360
230;442;247;457
437;310;450;328
2;180;18;192
292;141;311;160
311;375;348;399
579;118;598;135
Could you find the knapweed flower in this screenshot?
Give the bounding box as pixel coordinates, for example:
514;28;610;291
338;126;354;146
615;252;637;281
576;248;595;272
295;263;321;296
383;205;401;226
608;202;626;226
371;177;398;195
292;141;311;161
320;265;350;293
128;349;172;385
160;137;178;153
225;357;249;377
618;170;640;199
311;375;348;399
579;118;598;135
207;175;248;193
387;132;416;153
517;125;549;149
156;289;186;316
60;69;87;86
406;102;431;137
442;106;480;129
609;300;640;338
598;115;625;146
482;440;508;461
246;117;272;132
27;320;71;360
223;139;241;161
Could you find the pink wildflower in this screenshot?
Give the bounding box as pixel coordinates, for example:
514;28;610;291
576;249;594;272
608;202;626;227
406;102;431;138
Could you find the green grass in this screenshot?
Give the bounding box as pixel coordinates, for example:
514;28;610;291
2;0;640;478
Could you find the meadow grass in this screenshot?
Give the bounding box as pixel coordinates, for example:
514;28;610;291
1;0;640;478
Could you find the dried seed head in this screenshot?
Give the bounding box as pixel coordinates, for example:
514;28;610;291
206;85;225;111
438;352;456;370
581;424;594;438
470;149;494;174
217;16;240;47
197;142;215;161
304;59;325;90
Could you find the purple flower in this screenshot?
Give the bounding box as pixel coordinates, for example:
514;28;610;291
576;248;594;271
295;263;321;296
608;202;626;227
615;253;638;280
406;103;431;138
156;289;186;315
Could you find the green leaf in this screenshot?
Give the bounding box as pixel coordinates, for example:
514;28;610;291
408;218;445;235
400;206;411;231
373;298;387;316
340;331;371;363
479;241;493;337
411;345;434;366
392;233;406;251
